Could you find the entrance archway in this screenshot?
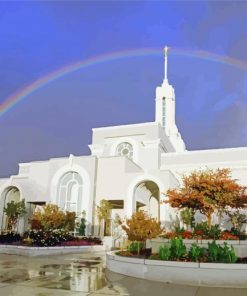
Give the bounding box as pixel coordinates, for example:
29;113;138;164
0;186;21;231
134;180;160;220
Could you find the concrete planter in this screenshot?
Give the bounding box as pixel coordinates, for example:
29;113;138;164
215;240;240;245
149;238;246;257
145;258;199;268
0;244;105;256
183;239;201;244
107;251;247;288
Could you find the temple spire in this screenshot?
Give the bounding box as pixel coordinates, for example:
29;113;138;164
164;46;168;82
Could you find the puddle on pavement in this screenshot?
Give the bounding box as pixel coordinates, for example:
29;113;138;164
0;260;18;268
0;269;31;283
0;257;108;292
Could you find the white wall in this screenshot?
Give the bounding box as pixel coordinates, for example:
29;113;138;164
162;147;247;186
89;122;177;170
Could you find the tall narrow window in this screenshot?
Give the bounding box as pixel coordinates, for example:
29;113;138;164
162;97;166;127
57;172;83;214
116;142;133;160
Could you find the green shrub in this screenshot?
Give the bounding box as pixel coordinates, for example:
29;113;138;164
77;211;86;236
218;242;237;263
159;245;172;260
170;236;187;260
208;241;220;262
127;241;144;253
208;241;237;263
188;243;205;262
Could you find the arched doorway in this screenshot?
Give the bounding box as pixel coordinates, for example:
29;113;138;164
57;171;83;215
0;186;21;231
134;181;160;220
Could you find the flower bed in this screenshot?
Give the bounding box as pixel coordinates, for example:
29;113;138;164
61;237;102;246
0;231;102;247
162;225;245;241
0;232;21;244
120;237;247;263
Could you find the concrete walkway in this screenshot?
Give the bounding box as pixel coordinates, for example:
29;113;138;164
0;252;246;296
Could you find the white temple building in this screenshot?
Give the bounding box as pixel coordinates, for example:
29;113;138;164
1;47;247;234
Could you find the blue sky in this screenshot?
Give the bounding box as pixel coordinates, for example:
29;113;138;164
1;1;247;177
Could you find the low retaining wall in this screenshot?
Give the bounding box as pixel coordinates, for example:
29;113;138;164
0;244;106;256
107;251;247;288
147;238;247;257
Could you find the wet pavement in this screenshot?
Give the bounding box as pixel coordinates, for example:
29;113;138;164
0;252;247;296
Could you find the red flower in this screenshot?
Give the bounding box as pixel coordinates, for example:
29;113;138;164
181;231;192;239
220;232;239;240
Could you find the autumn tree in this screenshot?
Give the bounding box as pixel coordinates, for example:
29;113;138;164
30;204;76;231
96;199;112;236
165;168;247;229
121;211;163;254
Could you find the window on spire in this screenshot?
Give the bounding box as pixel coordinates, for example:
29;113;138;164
162;97;166;127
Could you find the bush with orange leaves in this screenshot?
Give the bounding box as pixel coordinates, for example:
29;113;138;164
30;204;76;231
121;211;163;253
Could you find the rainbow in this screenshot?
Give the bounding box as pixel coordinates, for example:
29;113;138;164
1;47;247;118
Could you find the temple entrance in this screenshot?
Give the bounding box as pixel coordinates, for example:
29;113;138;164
134;181;160;220
0;186;21;231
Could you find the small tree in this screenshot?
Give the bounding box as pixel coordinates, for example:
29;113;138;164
121;211;163;254
228;210;247;235
4;199;26;231
165;169;247;229
180;208;195;230
77;210;87;236
96;199;112;236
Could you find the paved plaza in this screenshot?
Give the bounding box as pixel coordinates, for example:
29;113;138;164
0;252;246;296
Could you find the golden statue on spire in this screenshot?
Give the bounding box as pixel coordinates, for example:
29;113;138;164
164;46;169;56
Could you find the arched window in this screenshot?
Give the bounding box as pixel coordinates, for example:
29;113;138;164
1;187;20;231
116;142;133;159
57;172;83;213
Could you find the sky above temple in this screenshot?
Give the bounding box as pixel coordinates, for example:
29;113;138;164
1;1;247;177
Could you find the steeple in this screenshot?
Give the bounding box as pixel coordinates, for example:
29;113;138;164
164;46;168;82
155;46;175;131
154;46;186;152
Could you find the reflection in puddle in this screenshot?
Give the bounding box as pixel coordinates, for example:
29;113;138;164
0;255;108;292
37;259;107;292
0;260;18;268
0;269;31;283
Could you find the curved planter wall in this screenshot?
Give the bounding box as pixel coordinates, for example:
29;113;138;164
107;252;247;288
0;245;105;256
